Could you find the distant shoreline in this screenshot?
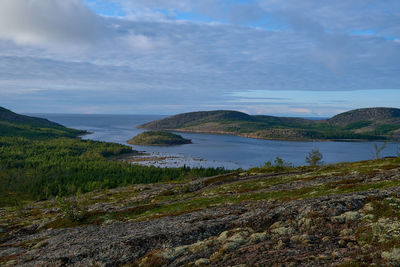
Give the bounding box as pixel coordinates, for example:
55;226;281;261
138;108;400;142
137;127;390;143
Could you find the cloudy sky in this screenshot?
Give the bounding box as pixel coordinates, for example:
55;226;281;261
0;0;399;116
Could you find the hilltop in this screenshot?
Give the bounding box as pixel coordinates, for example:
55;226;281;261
127;131;192;146
0;107;86;138
139;107;400;141
328;107;400;126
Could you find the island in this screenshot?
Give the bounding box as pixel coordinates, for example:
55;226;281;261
138;107;400;141
127;130;192;146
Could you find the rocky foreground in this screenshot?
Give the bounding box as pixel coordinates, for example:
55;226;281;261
2;157;400;266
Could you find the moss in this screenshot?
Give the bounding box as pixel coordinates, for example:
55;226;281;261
351;198;400;264
135;249;168;267
381;247;400;263
249;232;268;243
154;192;196;203
337;262;369;267
370;199;400;219
202;173;240;187
0;253;21;264
203;175;298;195
99;179;400;222
47;203;163;229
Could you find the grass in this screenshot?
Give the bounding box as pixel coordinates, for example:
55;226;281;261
202;172;242;186
203;175;298;195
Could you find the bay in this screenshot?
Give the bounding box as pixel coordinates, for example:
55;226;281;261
32;114;400;169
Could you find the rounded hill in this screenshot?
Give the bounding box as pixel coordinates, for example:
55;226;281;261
137;108;400;141
127;131;192;146
138;110;254;130
328;107;400;126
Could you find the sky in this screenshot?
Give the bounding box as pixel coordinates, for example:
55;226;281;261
0;0;399;116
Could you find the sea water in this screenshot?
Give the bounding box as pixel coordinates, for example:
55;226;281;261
32;114;400;169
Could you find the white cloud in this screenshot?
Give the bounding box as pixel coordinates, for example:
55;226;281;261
0;0;399;115
109;0;400;36
120;32;162;51
0;0;103;46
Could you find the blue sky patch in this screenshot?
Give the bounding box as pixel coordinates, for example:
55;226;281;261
83;0;125;17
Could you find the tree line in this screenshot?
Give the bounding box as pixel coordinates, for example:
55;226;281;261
0;137;229;206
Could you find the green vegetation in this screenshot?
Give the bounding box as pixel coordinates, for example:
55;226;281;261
0;137;228;206
373;124;400;135
373;142;387;159
0;107;85;139
140;108;400;141
247;157;295;174
8;156;399;229
127;131;191;146
354;197;400;264
344;121;372;130
3;107;400;266
0;107;229;207
305;149;323;166
2;136;400;267
122;158;400;221
57;196;88;223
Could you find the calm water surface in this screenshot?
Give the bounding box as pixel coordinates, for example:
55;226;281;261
33;114;400;169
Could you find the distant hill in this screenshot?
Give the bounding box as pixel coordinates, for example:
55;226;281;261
0;107;86;138
139;108;400;141
328;107;400;126
140;110;255;129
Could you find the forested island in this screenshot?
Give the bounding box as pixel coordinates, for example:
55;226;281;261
127;131;192;146
139;107;400;141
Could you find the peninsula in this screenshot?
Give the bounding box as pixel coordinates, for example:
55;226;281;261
139;107;400;141
0;106;86;138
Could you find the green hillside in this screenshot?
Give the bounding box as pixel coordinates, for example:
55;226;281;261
0;107;227;206
0;107;86;138
139;108;400;141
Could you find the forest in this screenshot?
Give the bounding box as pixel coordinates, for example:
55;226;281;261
0;136;228;207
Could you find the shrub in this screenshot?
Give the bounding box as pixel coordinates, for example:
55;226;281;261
373;142;387;159
256;157;293;173
57;196;88;222
273;157;293;168
305;149;323;166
